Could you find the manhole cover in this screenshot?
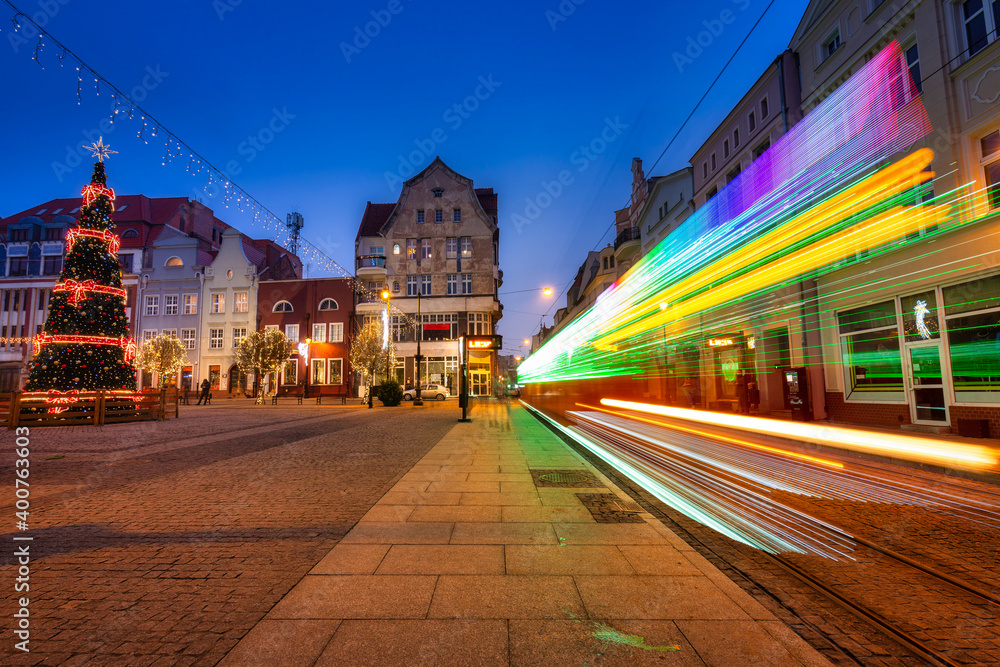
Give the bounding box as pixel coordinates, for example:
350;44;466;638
539;472;590;484
613;499;643;513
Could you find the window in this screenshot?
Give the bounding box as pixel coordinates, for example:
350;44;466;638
419;313;458;340
432;188;444;197
407;239;417;259
118;254;133;272
421;276;432;295
723;139;730;158
8;229;28;242
43;256;63;275
181;329;197;350
273;300;293;312
705;186;718;202
282;359;297;385
8;259;28;276
446;237;458;259
392;280;400;293
417;210;425;224
234;292;248;313
37;290;47;310
44;227;62;241
838;301;902;399
460;237;472;258
312;323;326;342
286;324;299;341
164;295;179;316
369;246;384;257
468;313;492;336
453;208;462;222
329;322;344;343
209;328;224;349
406;276;418;296
211;293;225;313
753;140;771;160
748;111;756;131
905;42;922;93
183;294;197;315
393;244;400;255
760;97;769;118
145;295;159;316
421;239;432;259
727;164;742;184
433;209;443;223
711;153;717;170
823;29;842;59
461;274;472;294
447;274;459;295
982;130;1000;210
143;330;157;342
233;327;247;347
733;128;740;148
603;257;609;270
121;228;139;239
311;358;327;384
264;324;278;332
944;275;1000;401
315;298;336;311
165;256;183;267
702;162;708;179
963;0;999;56
329;358;343;384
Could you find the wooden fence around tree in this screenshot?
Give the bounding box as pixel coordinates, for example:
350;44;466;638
0;390;180;428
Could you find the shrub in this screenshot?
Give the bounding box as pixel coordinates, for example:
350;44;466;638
378;379;403;406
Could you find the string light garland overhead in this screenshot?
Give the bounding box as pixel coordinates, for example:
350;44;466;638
1;0;415;325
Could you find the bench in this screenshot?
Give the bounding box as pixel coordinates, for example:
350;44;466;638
314;387;349;405
271;387;304;405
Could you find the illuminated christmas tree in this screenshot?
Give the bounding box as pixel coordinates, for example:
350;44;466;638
24;138;137;394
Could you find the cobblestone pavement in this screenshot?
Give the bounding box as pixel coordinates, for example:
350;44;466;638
536;413;1000;667
0;402;460;666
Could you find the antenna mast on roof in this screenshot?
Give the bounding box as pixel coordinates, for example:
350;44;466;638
286;212;304;256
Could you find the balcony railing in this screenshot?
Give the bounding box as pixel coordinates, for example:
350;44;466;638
356;254;386;269
613;227;640;249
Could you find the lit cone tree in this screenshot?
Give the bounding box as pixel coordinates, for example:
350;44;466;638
24;139;137;394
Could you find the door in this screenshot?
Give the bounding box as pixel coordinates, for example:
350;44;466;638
470;370;489;396
905;342;949;425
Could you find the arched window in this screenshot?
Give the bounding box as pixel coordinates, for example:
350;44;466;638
273;300;294;312
392;281;400;293
318;298;339;311
122;229;139;239
165;256;183;267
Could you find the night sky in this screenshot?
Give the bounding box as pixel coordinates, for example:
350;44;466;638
2;0;806;354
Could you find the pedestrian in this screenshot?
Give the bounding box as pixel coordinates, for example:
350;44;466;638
196;379;210;405
736;374;749;414
681;378;696;408
748;377;760;413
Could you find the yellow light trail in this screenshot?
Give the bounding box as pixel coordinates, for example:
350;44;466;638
576;402;845;469
600;398;1000;470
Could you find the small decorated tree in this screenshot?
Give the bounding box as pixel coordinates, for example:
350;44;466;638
236;329;290;404
136;334;187;389
24;139;137;395
349;319;396;408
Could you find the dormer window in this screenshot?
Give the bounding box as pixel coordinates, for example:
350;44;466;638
823;28;842;60
432;188;445;197
117;204;128;211
122;229;139;238
165;256;184;267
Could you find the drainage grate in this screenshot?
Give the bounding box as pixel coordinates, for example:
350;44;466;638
539;471;590;484
613;499;644;513
577;493;647;523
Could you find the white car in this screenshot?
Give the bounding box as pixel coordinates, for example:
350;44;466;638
403;384;450;401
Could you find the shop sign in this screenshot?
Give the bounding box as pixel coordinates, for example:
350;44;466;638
708;338;735;347
467;335;502;350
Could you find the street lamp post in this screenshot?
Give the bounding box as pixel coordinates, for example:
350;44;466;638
381;289;391;384
414;290;423;406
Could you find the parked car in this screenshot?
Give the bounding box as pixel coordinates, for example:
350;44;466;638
403;383;450;401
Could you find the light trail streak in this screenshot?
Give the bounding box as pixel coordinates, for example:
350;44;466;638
599;398;1000;470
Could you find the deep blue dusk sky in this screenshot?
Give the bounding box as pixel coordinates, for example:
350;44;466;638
1;0;807;352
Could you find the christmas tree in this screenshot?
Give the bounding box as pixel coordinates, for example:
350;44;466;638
24;138;137;394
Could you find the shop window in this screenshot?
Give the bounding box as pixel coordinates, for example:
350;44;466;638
838;301;903;399
982;130;1000;210
311;358;327;384
901;291;940;342
944;275;1000;402
282;359;297;385
329;359;344;384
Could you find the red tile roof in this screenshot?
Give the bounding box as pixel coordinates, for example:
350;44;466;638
356;202;396;240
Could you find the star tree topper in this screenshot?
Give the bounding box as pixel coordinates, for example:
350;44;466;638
83;137;117;162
